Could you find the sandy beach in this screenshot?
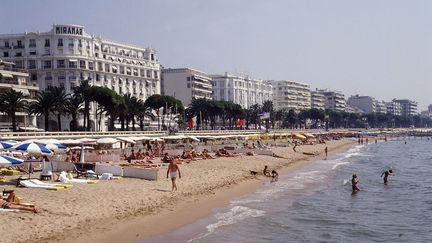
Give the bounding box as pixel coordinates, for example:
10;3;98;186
0;139;356;243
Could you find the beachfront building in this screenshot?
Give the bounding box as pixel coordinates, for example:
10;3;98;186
316;89;346;112
161;68;213;106
0;24;161;131
0;60;39;131
311;90;326;110
375;100;387;114
347;95;376;114
384;101;402;116
211;72;272;109
393;99;418;117
271;80;311;111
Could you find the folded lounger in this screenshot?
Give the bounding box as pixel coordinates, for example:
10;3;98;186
20;180;64;190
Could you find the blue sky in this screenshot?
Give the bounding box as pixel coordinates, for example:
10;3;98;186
1;0;431;110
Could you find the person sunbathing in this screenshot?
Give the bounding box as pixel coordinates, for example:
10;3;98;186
0;196;38;213
202;149;215;159
162;153;171;163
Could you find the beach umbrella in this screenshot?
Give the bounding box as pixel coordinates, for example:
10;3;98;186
78;138;97;144
117;137;136;144
294;134;307;140
58;139;82;145
70;146;94;150
0;142;14;150
0;155;23;166
185;136;200;142
96;137;119;144
304;133;316;138
45;143;68;153
12;142;52;155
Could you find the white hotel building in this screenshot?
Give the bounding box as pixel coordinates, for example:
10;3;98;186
0;24;161;131
211;73;272;109
162;68;213;106
272;80;311;111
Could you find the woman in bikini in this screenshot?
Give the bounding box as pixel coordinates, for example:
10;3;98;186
166;158;181;191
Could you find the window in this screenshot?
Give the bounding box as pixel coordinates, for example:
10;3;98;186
45;39;50;47
96;74;100;81
187;83;191;88
4;41;9;48
187;77;190;81
80;60;86;69
58;72;66;80
68;38;74;47
3;52;8;57
31;74;37;81
57;38;63;47
150;53;154;61
14;60;23;69
45;72;53;80
88;62;94;70
44;60;52;69
120;66;124;74
17;40;23;48
105;63;110;72
29;39;36;48
15;52;22;57
29;51;36;55
68;60;76;68
78;39;82;47
28;60;36;69
57;60;65;68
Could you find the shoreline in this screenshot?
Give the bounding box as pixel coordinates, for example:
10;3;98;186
63;140;357;243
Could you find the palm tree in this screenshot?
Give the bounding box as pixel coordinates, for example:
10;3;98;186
28;90;56;131
74;79;92;131
136;100;154;131
0;89;27;132
64;94;83;131
47;86;68;131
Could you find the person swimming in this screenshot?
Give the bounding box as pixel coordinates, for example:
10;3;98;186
352;174;360;193
381;169;394;184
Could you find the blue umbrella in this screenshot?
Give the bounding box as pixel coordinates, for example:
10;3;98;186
45;143;67;152
0;142;13;150
0;155;24;166
12;142;52;155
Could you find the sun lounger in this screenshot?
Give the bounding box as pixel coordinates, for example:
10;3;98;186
29;179;73;189
58;173;98;184
19;180;64;190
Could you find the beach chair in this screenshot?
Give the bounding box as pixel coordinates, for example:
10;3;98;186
58;172;98;184
73;164;97;179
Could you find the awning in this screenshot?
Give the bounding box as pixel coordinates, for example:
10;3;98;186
110;56;115;61
12;88;30;96
131;60;136;64
133;69;138;73
139;61;143;65
94;43;100;47
133;80;137;84
126;68;131;72
118;58;123;62
112;66;118;70
0;72;13;78
69;59;78;62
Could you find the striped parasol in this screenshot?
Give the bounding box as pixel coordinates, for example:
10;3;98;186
12;142;53;155
0;155;24;166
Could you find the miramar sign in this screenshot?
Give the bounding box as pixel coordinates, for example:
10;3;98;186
54;25;84;36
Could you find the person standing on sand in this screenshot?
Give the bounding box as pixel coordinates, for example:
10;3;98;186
293;141;298;152
352;174;360;193
167;158;181;191
325;146;328;157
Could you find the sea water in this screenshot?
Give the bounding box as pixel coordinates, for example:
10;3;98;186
144;139;432;243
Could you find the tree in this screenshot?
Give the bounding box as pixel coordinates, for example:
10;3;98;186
64;94;83;131
74;79;93;131
0;90;27;132
47;86;68;131
28;90;56;131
